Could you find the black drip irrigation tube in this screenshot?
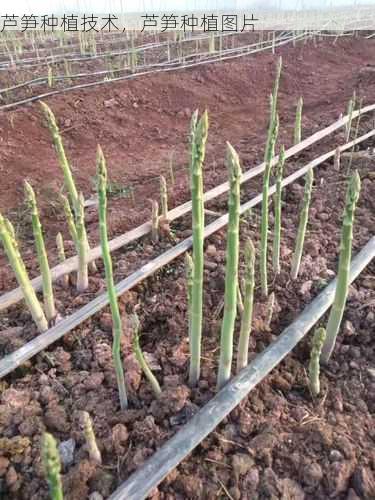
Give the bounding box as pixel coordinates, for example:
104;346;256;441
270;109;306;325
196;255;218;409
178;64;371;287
108;236;375;500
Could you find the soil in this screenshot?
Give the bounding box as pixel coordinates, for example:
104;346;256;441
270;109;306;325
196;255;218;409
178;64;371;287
0;35;374;500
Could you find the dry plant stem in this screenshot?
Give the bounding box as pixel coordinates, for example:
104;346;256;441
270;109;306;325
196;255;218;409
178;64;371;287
151;200;159;243
321;171;361;363
47;66;53;87
132;314;162;398
345;97;354;142
185;253;194;344
97;146;128;410
56;232;69;288
0;214;48;332
291;168;314;280
308;327;326;397
24;181;56;322
294;96;303;144
260;55;282;298
217;143;242;390
41;101;96;273
75;193;89;292
169;152;175;186
42;433;64;500
41;102;79;205
272;145;286;274
159;175;168;219
334;147;341;171
265;292;275;330
189;110;208;387
260;104;279;297
81;411;102;464
347;99;363;173
236;238;255;373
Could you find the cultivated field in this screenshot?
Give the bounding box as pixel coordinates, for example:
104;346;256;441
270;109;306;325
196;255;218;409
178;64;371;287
0;30;374;500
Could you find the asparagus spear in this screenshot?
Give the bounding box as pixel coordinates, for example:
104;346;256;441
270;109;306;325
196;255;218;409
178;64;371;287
321;171;361;363
75;192;88;292
159;175;168;219
217;143;242;389
308;327;326;397
291;168;314;280
0;214;48;332
41;433;64;500
56;232;69;289
131;313;162;398
294;96;303;145
236;238;255;373
272;145;286;274
188;110;208;387
24;181;56;322
97;145;128;409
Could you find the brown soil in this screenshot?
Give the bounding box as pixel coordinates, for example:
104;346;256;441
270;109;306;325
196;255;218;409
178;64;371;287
0;36;374;500
1;36;375;290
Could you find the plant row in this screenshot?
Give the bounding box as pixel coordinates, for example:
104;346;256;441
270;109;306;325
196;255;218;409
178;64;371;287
0;58;363;500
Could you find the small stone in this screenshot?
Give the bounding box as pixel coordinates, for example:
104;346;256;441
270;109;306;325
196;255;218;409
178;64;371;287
343;321;356;337
206;245;217;257
349;361;360;370
330;450;343;462
89;493;104;500
58;439;76;468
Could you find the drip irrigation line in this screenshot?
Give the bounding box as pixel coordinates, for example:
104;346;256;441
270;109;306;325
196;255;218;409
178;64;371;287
1;130;374;379
0;31;308;112
0;30;253;71
0;31;159;63
108;235;375;500
0;32;294;96
1;109;374;312
0;34;176;69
